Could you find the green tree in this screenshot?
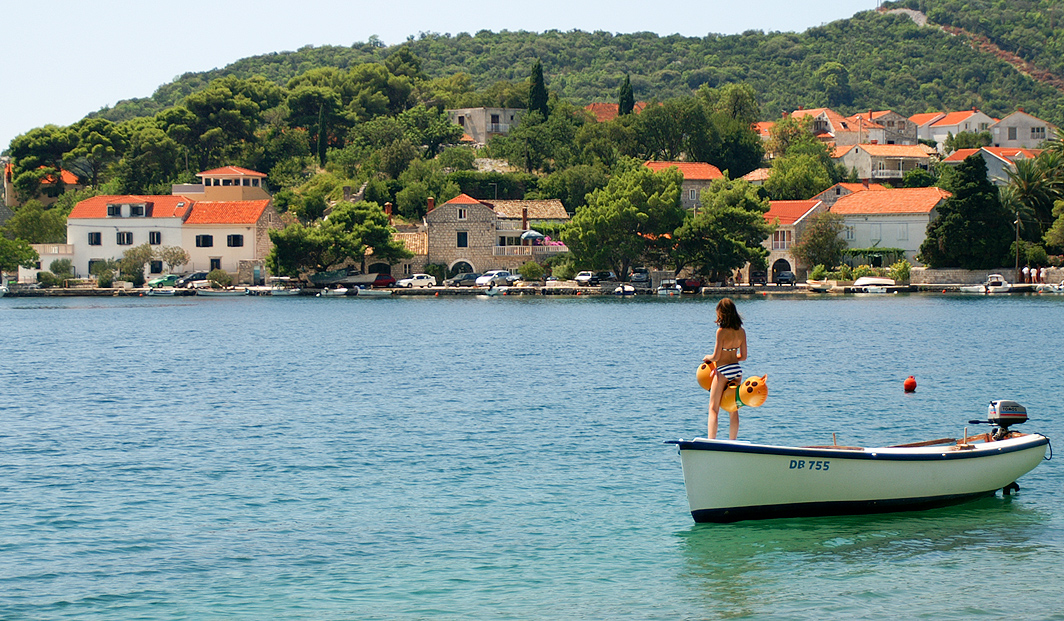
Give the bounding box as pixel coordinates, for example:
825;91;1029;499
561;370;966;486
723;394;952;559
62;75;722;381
764;153;833;200
66;118;127;187
328;200;414;271
670;177;773;280
790;211;848;269
919;154;1013;268
159;246;190;272
944;131;992;153
561;165;684;279
528;60;549;118
2;200;67;243
0;237;39;272
814;61;853;107
618;74;634;116
8;125;78;200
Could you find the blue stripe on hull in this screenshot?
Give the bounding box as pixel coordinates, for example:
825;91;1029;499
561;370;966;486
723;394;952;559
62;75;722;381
691;490;997;523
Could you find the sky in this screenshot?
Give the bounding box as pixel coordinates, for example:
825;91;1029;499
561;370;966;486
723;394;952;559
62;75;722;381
1;0;878;152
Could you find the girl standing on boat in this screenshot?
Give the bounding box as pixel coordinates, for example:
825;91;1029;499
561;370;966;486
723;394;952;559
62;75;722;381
703;298;747;440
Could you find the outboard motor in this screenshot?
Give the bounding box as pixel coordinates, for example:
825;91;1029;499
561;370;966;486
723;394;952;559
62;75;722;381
970;400;1028;440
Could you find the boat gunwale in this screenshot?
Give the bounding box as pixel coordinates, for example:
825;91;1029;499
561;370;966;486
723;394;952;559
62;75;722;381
665;434;1048;461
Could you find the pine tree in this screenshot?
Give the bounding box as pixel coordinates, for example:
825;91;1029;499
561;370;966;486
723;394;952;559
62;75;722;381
528;60;549;118
618;74;634;116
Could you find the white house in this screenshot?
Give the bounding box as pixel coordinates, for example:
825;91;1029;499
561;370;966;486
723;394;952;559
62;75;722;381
990;111;1058;149
829;187;952;266
941;147;1042;186
927;109;997;153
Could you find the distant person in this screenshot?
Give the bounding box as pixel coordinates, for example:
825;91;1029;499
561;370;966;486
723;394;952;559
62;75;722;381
703;298;748;440
1022;265;1030;283
1040;266;1047;284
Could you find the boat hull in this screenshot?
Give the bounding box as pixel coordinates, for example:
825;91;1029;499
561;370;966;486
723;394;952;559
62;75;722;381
668;434;1048;523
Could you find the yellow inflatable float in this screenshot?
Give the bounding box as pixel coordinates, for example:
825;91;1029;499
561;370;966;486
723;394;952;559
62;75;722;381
696;361;769;413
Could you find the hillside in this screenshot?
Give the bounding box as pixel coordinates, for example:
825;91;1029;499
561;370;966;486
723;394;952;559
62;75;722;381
91;7;1064;127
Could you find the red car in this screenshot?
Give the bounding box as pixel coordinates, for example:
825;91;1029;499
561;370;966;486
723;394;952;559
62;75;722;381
370;273;396;288
678;277;705;293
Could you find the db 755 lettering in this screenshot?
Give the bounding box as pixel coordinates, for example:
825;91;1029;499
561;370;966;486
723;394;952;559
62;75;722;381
789;459;830;471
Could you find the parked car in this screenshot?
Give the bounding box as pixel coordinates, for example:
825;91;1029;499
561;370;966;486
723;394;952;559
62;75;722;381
749;270;768;285
575;271;597;286
630;267;650;283
371;273;396;288
175;272;210;288
444;273;481;287
397;273;437;288
594;271;617;283
476;270;512;287
776;270;796;286
678;277;705;293
147;274;179;288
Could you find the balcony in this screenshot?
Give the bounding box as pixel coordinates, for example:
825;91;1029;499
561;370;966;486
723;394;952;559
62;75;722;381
871;169;904;179
492;244;569;256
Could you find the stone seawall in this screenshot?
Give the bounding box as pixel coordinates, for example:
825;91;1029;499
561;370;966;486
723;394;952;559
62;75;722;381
911;267;1063;285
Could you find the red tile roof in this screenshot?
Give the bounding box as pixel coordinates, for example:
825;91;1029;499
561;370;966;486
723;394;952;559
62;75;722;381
584;101;648;123
930;110;997;127
742;168;771;182
68;195;195;219
643;161;724;181
752;121;775;139
837;182;888;192
184;200;271;225
941;148;981;162
444;193;484;205
764;200;820;225
830;187;951;215
838;144;931;158
197;166;266;178
943;146;1042;163
909;112;945;127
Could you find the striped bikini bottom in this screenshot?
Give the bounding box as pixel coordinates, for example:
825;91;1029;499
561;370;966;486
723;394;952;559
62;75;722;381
715;363;743;381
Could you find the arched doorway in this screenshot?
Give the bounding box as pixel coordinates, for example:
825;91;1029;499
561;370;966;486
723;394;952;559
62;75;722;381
368;263;392;275
771;258;792;281
450;261;474;275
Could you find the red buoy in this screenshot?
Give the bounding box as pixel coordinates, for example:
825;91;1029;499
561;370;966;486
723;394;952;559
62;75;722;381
903;376;917;392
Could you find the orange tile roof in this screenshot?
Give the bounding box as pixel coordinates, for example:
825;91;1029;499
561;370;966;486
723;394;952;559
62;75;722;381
830;187;951;215
584;101;648;123
941;148;982;163
930;110;995;127
837;182;888;192
741;168;771;182
764;200;820;225
843;144;931;158
909;112;945;127
943;146;1042;163
752;121;775;138
197;166;266;178
846;113;885;129
184;200;271;225
68;195;195;219
444;193;484;205
643;161;724;181
487;199;569;220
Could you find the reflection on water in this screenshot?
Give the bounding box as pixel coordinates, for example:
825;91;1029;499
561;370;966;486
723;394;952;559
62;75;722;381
676;498;1053;619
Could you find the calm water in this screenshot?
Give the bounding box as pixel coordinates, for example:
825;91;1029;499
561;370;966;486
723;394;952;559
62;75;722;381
1;293;1062;620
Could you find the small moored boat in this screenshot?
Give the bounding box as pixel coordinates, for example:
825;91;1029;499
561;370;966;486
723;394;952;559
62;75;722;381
656;279;681;296
667;400;1050;523
317;286;351;297
851;276;895;293
806;279;835;293
959;274;1012;294
613;283;636;296
196;287;248;297
355;286;392;297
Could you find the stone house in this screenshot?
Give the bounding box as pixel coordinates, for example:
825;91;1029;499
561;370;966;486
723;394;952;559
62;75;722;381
810;182;889;209
990;111;1058;149
643;161;724;210
848;110;918;145
829;187;952;266
422;194;569;274
445;107;524;145
760;199;827;281
791;108;885;147
941;146;1042;186
833;143;932;182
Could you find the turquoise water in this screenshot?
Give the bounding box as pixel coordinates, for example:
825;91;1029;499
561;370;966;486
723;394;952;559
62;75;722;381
1;294;1062;619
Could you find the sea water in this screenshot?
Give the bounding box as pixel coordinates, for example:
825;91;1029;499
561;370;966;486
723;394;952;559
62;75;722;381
1;293;1062;619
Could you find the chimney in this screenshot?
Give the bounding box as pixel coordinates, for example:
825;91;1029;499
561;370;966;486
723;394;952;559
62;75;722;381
863;179;869;189
385;202;393;225
522;207;528;231
427;197;435;212
870;140;878;144
1018;107;1025;113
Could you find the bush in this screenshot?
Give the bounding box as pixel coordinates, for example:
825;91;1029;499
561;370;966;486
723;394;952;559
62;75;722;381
423;263;448;285
852;264;877;279
120;270;145;287
889;259;912;283
518;261;545;281
36;271;59;288
809;264;828;280
49;259;74;277
96;270;114;288
207;269;232;287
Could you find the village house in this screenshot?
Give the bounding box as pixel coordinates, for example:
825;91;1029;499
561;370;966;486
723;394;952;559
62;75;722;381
848;110;918;145
829;186;952;266
926;109;998;153
810;181;889;209
761;199;827;282
909;112;946;142
21;166;280;283
583;102;648;123
941;146;1042;185
643;161;724;210
989;111;1058;149
420;194;569;275
833;143;932;182
790;108;885;147
3;158;86;210
445;107;524;145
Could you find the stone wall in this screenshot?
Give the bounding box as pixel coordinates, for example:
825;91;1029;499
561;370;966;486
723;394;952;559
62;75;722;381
911;267;1064;284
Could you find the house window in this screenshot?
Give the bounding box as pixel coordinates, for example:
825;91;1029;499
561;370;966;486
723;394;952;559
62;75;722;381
979;123;989;131
457;208;467;220
88;259;105;274
457;231;468;248
116;231;133;245
149;260;163;274
870;223;882;242
897;223;908;241
845;226;855;241
689;189;697;202
227;234;244;247
772;230;792;250
88;232;102;246
149;231;162;245
1032;127;1046;139
403;263;412;275
130;205;145;217
107;204;121;216
1008;127;1018;140
209;258;221;271
196;235;213;247
457;115;465;126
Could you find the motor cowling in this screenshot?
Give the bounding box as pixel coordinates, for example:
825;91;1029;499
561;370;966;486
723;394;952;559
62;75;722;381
988;400;1028;428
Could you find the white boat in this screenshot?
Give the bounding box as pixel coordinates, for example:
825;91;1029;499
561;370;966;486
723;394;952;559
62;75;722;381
852;276;895;293
613;283;636;296
656;279;681;296
316;286;350;297
196;287;249;297
147;288;177;296
0;283;9;298
355;286;392;297
667;401;1049;523
1036;280;1064;294
959;274;1012;294
806;279;835;293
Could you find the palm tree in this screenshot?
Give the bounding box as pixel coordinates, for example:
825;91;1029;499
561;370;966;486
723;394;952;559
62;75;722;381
1005;157;1060;237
